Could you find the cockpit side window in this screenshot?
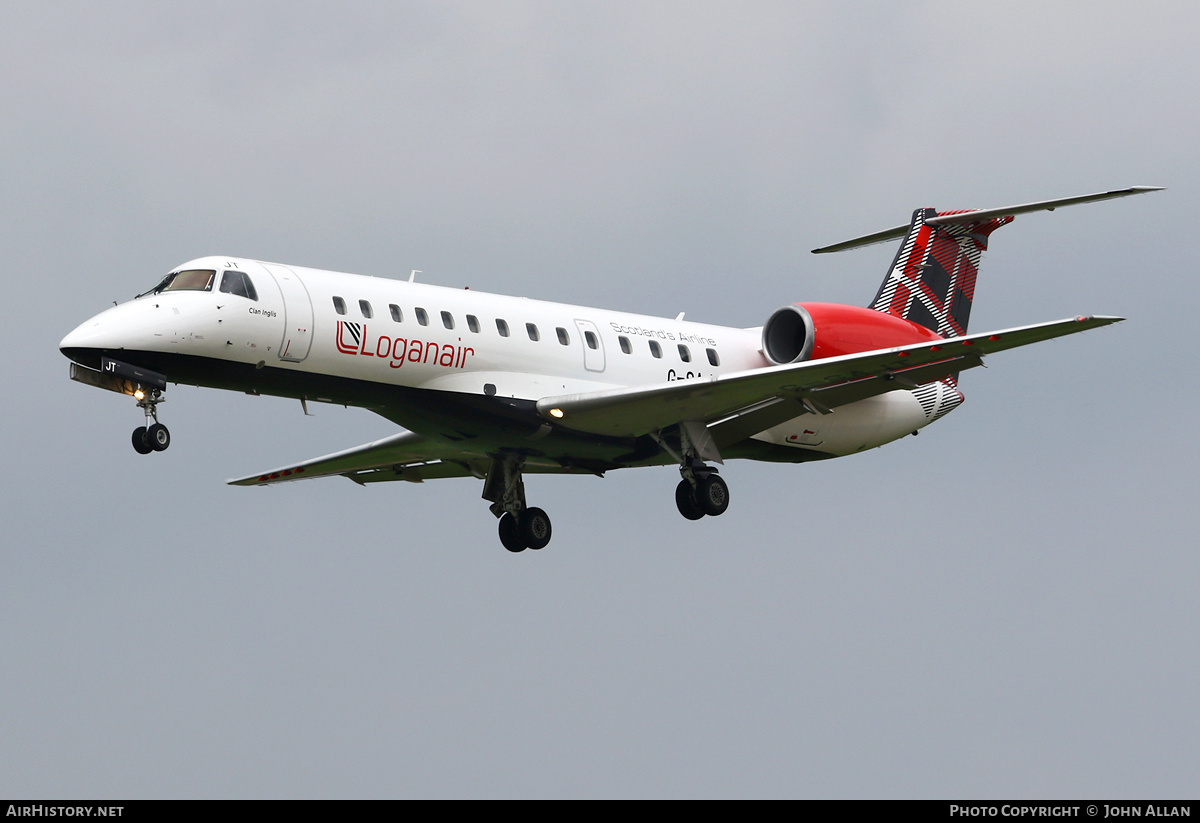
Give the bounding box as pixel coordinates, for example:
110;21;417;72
218;270;258;300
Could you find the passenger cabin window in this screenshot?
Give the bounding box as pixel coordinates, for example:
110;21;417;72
218;270;257;300
333;296;347;315
441;311;454;330
415;308;428;326
678;344;691;363
707;348;720;367
389;304;403;322
467;315;480;333
527;323;540;342
649;340;662;358
585;331;599;350
359;300;373;319
619;336;632;354
556;327;570;346
496;319;510;337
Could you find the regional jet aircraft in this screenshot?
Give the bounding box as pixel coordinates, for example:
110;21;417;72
59;187;1159;551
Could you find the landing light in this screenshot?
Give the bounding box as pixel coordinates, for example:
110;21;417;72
549;408;564;419
133;389;145;401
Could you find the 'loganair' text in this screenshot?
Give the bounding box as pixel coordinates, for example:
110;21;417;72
335;322;475;370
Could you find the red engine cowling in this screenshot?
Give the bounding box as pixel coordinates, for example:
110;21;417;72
760;302;944;365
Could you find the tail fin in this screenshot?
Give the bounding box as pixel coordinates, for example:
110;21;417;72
869;208;1011;336
811;187;1164;338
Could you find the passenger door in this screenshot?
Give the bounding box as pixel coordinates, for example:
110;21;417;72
574;319;605;372
261;263;314;362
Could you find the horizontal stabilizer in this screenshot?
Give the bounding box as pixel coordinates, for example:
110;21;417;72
812;186;1163;254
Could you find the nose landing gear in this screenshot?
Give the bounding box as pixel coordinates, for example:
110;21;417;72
131;388;170;454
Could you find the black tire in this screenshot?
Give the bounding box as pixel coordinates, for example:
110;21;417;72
131;426;153;455
675;479;705;520
498;513;526;553
696;474;730;517
519;507;552;550
147;423;170;452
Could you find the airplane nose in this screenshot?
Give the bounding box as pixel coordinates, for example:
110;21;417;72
60;299;173;370
59;324;87;353
59;312;114;369
61;324;97;368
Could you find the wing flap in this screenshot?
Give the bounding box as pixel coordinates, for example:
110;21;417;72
536;316;1121;438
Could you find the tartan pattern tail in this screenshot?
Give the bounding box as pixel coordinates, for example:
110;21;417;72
870;208;1013;337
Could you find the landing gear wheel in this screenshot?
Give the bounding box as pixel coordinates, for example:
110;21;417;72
519;507;552;550
675;479;705;520
696;474;730;517
131;426;153;455
498;513;527;552
146;423;171;452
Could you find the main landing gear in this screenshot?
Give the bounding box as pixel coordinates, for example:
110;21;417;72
675;462;729;521
130;387;170;455
483;455;553;553
479;424;730;552
654;422;731;522
497;507;552;553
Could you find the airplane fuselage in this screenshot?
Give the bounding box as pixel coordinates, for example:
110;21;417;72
60;255;949;470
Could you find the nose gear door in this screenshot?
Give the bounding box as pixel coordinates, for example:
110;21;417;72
261;263;314;362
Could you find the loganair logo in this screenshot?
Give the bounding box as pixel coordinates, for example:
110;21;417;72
335;321;475;370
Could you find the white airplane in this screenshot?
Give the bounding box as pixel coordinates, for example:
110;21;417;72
60;187;1159;551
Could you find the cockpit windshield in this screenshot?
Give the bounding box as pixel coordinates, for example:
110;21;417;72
138;269;216;298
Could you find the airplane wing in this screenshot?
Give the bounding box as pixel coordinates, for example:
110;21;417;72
226;430;479;486
227;429;589;487
535;315;1121;439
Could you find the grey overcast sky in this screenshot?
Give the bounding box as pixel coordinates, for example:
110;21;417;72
2;1;1197;799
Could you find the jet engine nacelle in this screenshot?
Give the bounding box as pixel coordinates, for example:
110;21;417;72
761;302;945;365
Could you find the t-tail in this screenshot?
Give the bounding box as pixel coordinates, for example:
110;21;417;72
812;186;1164;338
869;207;1011;336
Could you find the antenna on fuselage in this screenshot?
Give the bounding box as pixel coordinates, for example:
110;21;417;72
409;269;422;283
